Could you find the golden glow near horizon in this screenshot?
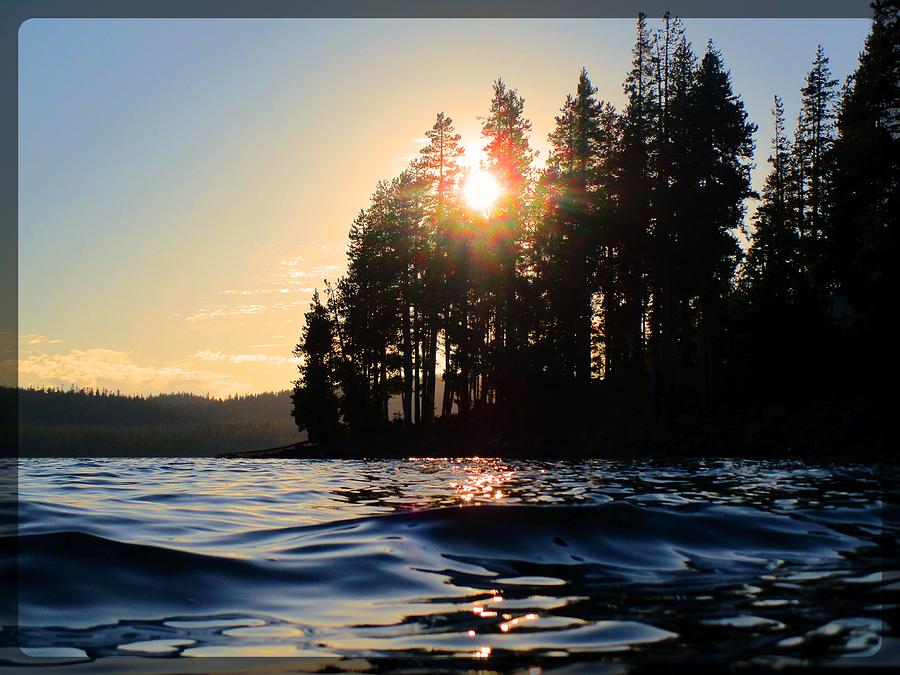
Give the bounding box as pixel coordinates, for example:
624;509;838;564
464;169;501;213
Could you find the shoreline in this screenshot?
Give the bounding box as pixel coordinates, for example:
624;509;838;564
219;394;886;462
217;416;886;463
217;444;889;462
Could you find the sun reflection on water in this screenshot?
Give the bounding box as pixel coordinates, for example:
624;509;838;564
447;457;514;506
468;587;543;659
475;644;492;658
467;587;544;659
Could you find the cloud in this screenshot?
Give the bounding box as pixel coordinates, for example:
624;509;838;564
185;300;308;322
192;349;300;366
277;246;345;283
17;348;241;395
19;333;64;345
284;263;342;280
185;304;268;321
182;243;345;323
220;288;291;296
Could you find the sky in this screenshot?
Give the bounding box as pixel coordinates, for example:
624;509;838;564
14;18;872;396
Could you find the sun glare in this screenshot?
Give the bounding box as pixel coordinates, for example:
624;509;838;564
464;170;501;213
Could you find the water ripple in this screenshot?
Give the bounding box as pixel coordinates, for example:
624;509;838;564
11;457;896;666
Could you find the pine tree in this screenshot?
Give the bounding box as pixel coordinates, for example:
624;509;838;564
335;181;409;431
609;13;656;386
291;290;342;443
417;113;465;421
798;45;840;291
689;42;756;408
480;79;536;404
663;22;699;398
648;14;693;412
419;112;465;219
388;169;427;427
482;80;536;205
830;0;899;331
742;96;802;305
543;69;615;387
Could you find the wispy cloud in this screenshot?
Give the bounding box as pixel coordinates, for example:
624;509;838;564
192;349;300;366
185;300;308;322
17;348;242;395
19;333;64;345
182;244;345;323
394;152;420;168
282;262;343;281
220;288;292;296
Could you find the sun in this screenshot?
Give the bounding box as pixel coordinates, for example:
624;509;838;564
464;170;501;213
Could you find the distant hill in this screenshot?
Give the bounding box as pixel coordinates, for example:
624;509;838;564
5;387;303;457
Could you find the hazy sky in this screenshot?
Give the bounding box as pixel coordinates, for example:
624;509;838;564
15;18;871;396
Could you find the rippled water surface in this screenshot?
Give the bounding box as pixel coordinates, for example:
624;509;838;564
9;457;900;670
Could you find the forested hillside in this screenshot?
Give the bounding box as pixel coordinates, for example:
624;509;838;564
8;387;301;456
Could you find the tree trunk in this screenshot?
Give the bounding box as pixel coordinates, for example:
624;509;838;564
413;307;421;425
577;252;592;387
700;295;717;413
458;298;471;415
424;317;438;423
380;356;389;422
441;326;453;417
401;292;413;427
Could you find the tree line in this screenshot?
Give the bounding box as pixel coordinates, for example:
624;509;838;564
292;7;896;447
11;386;293;427
7;386;300;457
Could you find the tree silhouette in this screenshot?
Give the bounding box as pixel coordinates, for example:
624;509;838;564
689;42;756;407
798;46;840;296
540;69;615;391
480;79;537;406
286;10;890;458
417;113;465;422
291;290;341;443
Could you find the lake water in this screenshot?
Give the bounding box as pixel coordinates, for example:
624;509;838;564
9;457;899;670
